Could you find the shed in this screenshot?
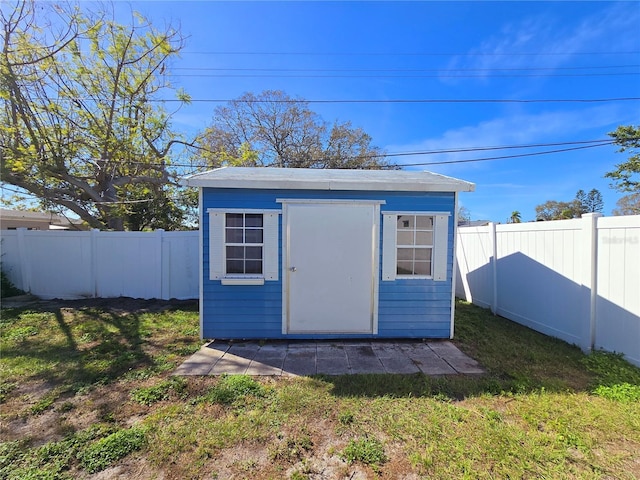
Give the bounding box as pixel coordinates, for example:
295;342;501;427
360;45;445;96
184;167;475;340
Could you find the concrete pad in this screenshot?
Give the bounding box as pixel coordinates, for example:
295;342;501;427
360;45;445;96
378;355;421;374
282;348;317;376
316;344;349;375
345;345;386;374
245;346;287;375
174;340;484;377
172;343;228;375
401;344;457;375
427;342;485;374
209;352;252;375
370;342;404;359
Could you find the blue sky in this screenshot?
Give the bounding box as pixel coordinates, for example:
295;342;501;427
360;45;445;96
123;1;639;222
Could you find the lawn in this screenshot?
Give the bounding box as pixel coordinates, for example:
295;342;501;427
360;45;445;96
1;299;639;479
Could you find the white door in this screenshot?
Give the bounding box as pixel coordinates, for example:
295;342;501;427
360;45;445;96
285;202;378;334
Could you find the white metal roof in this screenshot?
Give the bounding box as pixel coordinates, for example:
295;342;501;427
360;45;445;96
183;167;475;192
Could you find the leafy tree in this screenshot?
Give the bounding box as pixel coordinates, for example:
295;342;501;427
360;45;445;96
612;193;640;216
0;1;192;230
196;90;390;169
605;125;640;193
509;211;522;223
535;200;582;221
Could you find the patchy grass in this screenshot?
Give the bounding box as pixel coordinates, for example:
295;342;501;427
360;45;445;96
1;298;639;479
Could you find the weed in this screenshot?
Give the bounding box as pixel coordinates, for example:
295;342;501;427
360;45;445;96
202;374;266;405
77;426;146;473
338;411;354;425
29;390;60;415
0;382;16;403
0;267;24;299
269;434;313;463
341;437;387;467
593;382;640;403
130;377;187;406
289;471;309;480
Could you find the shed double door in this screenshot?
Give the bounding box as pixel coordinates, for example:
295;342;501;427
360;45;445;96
284;202;378;334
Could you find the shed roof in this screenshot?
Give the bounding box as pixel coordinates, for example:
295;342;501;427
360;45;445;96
183;167;475;192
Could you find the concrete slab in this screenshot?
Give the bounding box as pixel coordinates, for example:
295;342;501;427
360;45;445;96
282;348;317;376
172;342;228;375
174;340;483;377
316;345;349;375
428;342;485;374
400;344;457;375
245;345;287;376
378;355;421;374
345;345;386;374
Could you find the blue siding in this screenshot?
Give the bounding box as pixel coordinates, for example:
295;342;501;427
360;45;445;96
201;188;456;339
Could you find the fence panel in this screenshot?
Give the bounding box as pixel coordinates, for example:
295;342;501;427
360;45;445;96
595;216;640;366
456;214;640;367
0;229;199;300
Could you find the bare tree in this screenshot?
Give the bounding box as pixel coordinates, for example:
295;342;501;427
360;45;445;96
196;90;390;169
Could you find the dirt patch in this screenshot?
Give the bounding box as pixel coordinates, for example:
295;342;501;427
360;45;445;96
2;296;198;314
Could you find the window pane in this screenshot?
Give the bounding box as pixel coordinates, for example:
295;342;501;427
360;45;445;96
397;230;414;245
226;246;244;259
245;229;263;243
245;246;262;260
414;261;432;276
397;248;414;261
245;214;263;227
416;216;433;229
226;260;244;274
416;231;433;246
245;261;263;274
415;248;432;261
225;228;243;243
397;215;413;229
397;261;413;275
226;213;244;227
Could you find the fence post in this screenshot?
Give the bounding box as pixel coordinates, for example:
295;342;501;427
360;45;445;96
90;229;99;298
489;222;498;315
16;228;31;293
157;229;169;300
582;213;602;351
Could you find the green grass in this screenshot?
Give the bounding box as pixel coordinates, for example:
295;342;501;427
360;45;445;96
1;299;639;479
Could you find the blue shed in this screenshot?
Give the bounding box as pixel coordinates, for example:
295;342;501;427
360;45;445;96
184;167;474;340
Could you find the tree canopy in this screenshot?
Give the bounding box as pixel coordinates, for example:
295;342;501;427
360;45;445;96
612;193;640;216
0;1;192;230
605;125;640;193
535;189;603;221
195;90;391;170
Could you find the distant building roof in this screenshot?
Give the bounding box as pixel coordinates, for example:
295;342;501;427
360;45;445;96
0;209;84;230
183;167;475;193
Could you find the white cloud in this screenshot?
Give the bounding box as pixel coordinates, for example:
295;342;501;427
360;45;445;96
385;103;631;176
442;2;640;81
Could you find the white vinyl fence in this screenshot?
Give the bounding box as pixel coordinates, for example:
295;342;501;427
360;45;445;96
1;229;199;300
455;214;640;367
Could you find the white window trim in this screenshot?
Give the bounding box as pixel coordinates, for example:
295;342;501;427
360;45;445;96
382;212;449;281
208;209;280;284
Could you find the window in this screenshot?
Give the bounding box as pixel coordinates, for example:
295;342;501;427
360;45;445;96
382;212;449;281
396;215;433;276
208;209;279;283
225;213;263;275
